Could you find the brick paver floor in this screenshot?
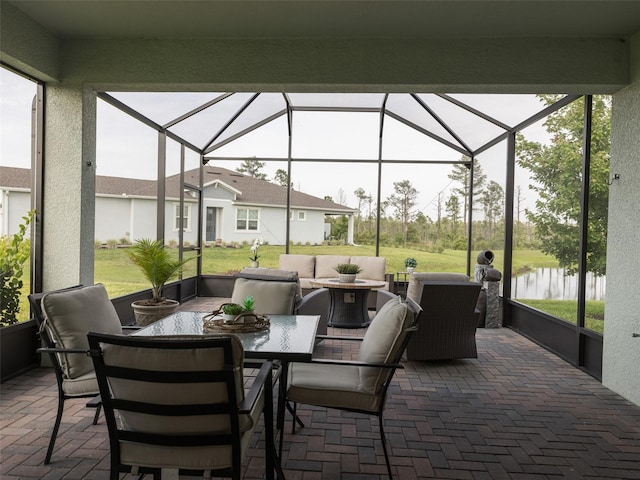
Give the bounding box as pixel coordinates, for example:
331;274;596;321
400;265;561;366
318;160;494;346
2;324;640;479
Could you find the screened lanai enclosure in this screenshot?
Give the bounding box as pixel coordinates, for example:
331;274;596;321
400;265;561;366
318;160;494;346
1;65;609;379
99;89;611;378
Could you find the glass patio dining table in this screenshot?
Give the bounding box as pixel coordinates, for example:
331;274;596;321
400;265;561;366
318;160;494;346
133;310;321;458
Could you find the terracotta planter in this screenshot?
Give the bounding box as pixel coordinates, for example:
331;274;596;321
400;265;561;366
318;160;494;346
131;299;180;326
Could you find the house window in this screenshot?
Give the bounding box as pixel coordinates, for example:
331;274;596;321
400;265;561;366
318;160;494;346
237;208;259;231
174;204;191;231
298;211;306;221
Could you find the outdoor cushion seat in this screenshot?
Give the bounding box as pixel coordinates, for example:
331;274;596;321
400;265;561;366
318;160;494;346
232;267;330;335
28;283;130;465
88;333;279;480
286;295;421;478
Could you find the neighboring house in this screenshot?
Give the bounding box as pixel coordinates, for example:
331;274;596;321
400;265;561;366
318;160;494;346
0;165;356;245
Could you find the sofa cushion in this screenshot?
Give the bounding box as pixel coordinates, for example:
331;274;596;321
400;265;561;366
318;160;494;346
350;256;386;282
279;254;315;279
406;272;470;302
315;255;351;278
41;283;122;379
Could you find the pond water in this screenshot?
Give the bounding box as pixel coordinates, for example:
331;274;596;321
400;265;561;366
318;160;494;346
511;267;606;301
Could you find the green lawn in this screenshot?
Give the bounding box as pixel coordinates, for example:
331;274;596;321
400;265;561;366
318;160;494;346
516;299;605;335
15;245;593;330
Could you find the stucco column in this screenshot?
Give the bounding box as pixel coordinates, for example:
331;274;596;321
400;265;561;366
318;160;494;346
603;32;640;406
347;214;354;245
42;84;96;289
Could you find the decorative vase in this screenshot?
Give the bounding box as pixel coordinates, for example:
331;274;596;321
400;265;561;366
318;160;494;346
250;260;259;268
477;250;494;265
406;267;414;273
338;273;356;283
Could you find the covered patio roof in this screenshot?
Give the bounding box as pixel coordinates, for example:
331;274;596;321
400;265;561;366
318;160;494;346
100;91;567;161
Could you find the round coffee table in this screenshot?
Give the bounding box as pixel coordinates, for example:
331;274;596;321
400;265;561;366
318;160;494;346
310;278;386;328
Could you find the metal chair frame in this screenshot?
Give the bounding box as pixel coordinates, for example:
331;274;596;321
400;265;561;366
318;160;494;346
88;333;281;480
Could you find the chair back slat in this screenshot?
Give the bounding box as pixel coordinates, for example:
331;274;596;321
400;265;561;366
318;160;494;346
88;333;250;475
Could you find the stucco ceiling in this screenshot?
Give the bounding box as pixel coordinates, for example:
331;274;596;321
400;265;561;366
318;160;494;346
7;0;640;40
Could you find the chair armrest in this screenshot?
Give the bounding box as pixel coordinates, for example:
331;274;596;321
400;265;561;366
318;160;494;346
315;334;364;342
239;360;273;414
37;347;89;355
376;290;398;311
384;273;394;289
309;358;404;369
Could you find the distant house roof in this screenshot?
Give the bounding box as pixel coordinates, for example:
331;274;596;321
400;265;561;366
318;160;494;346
0;166;30;190
0;165;355;214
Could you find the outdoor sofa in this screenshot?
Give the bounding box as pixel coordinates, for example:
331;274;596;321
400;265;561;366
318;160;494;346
279;254;393;308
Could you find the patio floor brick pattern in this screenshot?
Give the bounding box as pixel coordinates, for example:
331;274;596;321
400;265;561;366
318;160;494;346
2;312;640;479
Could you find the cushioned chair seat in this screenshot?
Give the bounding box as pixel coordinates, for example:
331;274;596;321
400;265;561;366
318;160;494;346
285;296;421;479
61;371;99;397
29;283;124;465
89;333;278;479
288;363;382;412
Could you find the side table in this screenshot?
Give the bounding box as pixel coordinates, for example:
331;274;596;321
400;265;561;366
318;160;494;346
310;278;386;328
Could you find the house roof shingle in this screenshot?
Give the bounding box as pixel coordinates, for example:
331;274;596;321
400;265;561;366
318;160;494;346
0;165;355;214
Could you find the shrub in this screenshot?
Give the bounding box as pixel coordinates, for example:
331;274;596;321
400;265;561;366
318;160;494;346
1;211;34;327
106;238;118;249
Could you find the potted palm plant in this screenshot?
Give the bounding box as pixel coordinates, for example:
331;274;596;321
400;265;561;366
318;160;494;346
127;238;195;326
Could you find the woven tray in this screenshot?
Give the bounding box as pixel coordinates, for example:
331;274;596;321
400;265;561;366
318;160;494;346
202;312;270;333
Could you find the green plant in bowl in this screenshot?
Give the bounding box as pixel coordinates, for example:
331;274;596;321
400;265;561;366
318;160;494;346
222;303;244;315
334;263;362;274
404;257;417;269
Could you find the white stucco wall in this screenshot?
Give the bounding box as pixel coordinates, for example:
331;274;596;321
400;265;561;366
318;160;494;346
289;209;327;244
163;199;198;245
0;190;30;237
602;33;640;406
95;196;134;242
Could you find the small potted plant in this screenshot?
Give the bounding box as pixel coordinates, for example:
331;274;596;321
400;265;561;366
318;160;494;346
249;238;263;268
334;263;362;283
221;303;245;323
241;295;255;315
404;257;417;273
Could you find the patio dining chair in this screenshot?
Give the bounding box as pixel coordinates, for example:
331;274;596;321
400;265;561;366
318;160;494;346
285;295;421;479
87;332;280;480
232;267;329;335
28;283;134;464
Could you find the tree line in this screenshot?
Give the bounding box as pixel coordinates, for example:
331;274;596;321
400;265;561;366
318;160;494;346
234;95;611;275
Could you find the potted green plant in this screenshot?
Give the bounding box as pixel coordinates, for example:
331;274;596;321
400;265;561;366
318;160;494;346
241;295;255;314
127;238;195;326
334;263;362;283
404;257;417;273
221;302;245;323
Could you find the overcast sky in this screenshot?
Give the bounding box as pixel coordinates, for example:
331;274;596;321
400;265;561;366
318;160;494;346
1;67;550;219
